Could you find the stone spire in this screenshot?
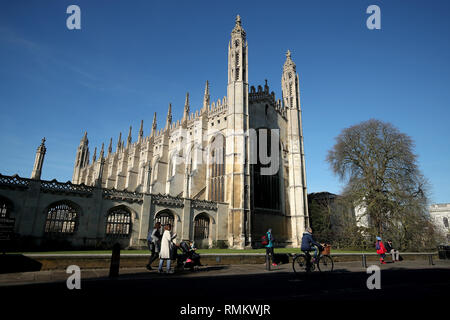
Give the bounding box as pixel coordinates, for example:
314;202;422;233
116;132;122;151
81;131;88;144
99;143;104;159
232;14;246;38
165;103;172;130
182;92;190;124
127;126;132;147
31;137;47;180
203;80;210;111
138;120;144;142
283;49;296;72
108;138;112;156
95;144;105;187
151;112;157;137
92;147;97;162
72;132;90;183
282;49;299;109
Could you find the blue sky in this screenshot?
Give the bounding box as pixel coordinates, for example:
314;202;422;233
0;0;449;204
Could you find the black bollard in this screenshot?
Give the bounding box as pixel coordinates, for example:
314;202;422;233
109;243;121;278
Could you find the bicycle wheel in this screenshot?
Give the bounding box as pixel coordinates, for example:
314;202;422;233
292;254;308;275
317;255;334;272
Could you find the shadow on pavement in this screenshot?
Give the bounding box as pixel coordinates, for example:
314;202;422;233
0;254;42;274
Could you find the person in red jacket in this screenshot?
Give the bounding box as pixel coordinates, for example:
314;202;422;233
376;236;387;264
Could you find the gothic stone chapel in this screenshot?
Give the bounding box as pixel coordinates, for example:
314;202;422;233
0;16;309;249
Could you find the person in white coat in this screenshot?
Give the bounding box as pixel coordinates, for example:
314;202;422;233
158;224;177;273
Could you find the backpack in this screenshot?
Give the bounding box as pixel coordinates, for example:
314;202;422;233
261;234;269;246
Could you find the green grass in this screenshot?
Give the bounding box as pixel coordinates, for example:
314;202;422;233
14;248;374;255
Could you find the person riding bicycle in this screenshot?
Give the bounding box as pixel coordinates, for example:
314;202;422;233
301;227;323;263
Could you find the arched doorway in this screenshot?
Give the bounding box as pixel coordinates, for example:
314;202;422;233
194;213;210;248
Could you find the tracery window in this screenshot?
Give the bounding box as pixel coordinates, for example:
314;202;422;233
194;214;210;240
106;207;132;237
44;202;79;235
252;129;280;210
209;134;226;202
155;210;175;227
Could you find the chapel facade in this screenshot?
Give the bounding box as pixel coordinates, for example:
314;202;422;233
0;16;309;249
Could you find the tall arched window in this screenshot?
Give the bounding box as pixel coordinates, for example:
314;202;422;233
209;134;226;202
151;157;160;184
194;213;210;241
155;210;175;227
44;201;79;235
252;129;281;210
106;206;132;237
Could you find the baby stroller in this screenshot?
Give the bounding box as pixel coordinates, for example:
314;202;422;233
176;241;202;271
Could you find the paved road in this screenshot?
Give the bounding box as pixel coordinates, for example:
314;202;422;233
2;261;449;318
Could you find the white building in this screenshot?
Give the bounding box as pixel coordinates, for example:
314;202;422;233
429;203;450;244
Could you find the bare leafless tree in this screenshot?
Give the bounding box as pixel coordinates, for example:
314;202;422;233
327;119;436;250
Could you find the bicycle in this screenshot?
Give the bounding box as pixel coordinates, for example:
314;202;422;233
292;244;334;275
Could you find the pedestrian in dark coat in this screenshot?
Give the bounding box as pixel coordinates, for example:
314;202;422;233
146;222;162;270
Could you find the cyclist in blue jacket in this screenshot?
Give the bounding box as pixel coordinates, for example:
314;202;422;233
301;227;323;263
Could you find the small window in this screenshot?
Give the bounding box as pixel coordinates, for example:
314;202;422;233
444;217;449;228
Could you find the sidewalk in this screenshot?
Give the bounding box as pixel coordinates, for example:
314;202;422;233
1;259;448;287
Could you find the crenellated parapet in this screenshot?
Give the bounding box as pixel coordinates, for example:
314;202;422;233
249;81;287;120
208;97;228;118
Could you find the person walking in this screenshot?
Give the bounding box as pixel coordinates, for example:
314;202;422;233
146;222;162;270
376;236;387;264
158;224;177;274
265;228;277;267
385;239;400;262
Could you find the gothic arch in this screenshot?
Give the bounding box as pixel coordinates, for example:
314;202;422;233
193;212;211;248
193;211;216;225
153;208;181;230
105;205;133;237
43;200;82;235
